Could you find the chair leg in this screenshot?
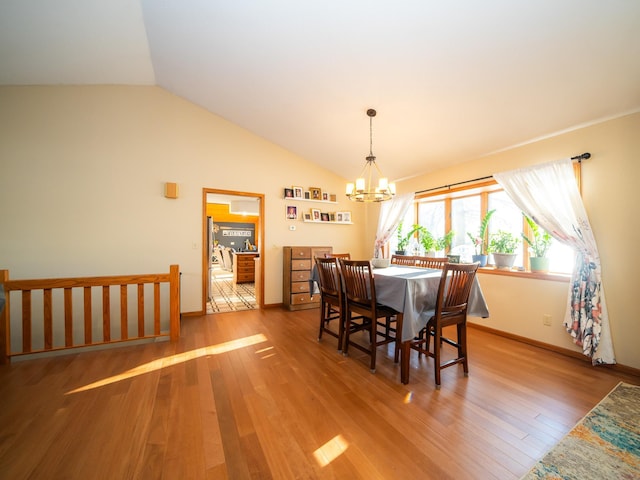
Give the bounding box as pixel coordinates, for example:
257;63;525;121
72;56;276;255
433;325;442;389
369;319;377;373
394;314;403;363
343;311;351;357
318;301;325;342
458;323;469;376
337;309;345;352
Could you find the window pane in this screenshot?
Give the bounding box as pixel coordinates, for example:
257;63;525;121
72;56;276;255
488;191;523;267
417;200;444;237
391;208;416;253
451;195;480;262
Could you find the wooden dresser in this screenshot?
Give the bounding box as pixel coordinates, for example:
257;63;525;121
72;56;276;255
233;252;259;283
283;246;332;310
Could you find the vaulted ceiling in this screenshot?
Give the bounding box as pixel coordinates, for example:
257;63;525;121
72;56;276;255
2;1;639;181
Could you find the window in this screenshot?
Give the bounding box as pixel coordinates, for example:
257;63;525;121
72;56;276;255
391;169;580;275
488;190;523;268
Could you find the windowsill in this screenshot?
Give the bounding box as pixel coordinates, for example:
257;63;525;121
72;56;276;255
477;266;570;283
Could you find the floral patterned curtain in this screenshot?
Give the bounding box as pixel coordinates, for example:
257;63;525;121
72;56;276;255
374;193;414;259
494;158;615;365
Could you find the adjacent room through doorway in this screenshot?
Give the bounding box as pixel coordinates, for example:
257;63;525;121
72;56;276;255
202;189;264;314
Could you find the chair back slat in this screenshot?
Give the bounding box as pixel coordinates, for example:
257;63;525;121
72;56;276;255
315;257;341;297
436;263;478;315
390;255;417;266
339;260;375;307
415;256;447;269
325;253;351;259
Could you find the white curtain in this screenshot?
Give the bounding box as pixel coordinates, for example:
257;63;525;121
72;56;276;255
494;158;615;365
374;193;414;258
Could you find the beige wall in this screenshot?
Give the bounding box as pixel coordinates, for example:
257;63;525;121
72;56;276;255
2;85;638;369
384;112;640;369
0;86;369;314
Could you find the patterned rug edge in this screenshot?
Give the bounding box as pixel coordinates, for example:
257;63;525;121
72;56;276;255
521;381;640;479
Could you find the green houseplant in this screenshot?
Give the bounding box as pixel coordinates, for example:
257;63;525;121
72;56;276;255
522;215;552;272
396;221;409;254
408;225;436;254
489;230;519;269
467;209;495;266
434;230;455;254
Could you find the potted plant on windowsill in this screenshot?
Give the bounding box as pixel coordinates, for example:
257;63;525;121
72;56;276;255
522;215;552;272
435;230;455;256
396;221;409;255
408;224;436;255
489;230;519;270
467;209;495;267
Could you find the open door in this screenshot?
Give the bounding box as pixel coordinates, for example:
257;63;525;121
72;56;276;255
202;188;264;314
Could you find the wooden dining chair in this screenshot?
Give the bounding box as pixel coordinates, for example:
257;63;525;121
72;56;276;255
391;255;417;266
415;256;448;269
325;253;351;259
339;259;401;373
409;262;479;388
314;256;346;350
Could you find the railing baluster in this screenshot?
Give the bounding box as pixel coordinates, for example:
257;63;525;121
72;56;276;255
103;285;111;342
83;286;92;344
154;282;160;335
44;288;53;350
137;283;145;337
22;291;32;353
120;285;128;340
64;288;73;347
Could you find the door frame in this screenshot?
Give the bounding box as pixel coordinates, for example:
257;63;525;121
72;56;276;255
202;188;265;313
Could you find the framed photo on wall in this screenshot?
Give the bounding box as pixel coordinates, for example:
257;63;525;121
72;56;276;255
309;187;322;200
320;212;330;222
286;205;298;220
342;211;352;223
311;208;321;221
293;186;303;198
284;188;294;198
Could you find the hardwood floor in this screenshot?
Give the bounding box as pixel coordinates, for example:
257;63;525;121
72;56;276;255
1;308;637;479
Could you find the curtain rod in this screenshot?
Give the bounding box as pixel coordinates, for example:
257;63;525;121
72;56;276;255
414;152;591;195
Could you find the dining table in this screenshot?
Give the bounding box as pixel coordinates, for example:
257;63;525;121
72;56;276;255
310;263;490;384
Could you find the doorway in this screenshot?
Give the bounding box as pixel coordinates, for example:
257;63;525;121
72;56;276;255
202;188;264;314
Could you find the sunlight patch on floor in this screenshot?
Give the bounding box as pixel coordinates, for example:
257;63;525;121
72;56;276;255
313;434;349;467
66;334;268;394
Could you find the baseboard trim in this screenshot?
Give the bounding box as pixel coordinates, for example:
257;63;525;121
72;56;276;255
469;323;640;378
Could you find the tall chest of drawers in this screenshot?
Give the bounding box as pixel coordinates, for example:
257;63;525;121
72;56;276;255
283;246;332;310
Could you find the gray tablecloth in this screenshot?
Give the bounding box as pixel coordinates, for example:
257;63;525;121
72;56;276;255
373;266;489;341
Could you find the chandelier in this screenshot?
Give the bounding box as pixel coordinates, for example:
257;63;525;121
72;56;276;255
346;108;396;202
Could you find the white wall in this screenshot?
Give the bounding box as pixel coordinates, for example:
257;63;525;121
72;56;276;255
0;86;369;314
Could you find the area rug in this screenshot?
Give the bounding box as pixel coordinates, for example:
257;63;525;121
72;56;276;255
522;382;639;479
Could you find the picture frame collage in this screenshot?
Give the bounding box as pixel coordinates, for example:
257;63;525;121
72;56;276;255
283;186;350;223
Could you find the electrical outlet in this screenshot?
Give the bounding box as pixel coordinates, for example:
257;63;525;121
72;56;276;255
543;314;552;326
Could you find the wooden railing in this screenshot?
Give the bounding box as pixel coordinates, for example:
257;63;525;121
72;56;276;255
0;265;180;364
